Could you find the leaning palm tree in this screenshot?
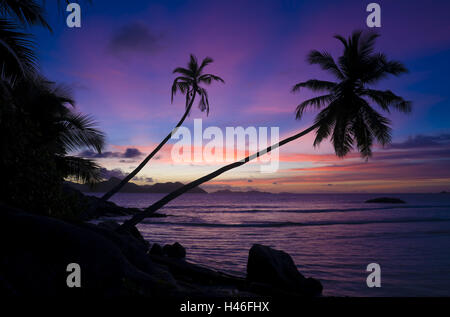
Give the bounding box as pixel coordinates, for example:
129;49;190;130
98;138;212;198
118;30;411;231
82;54;224;218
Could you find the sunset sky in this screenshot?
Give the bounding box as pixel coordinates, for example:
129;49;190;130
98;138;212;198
34;0;450;193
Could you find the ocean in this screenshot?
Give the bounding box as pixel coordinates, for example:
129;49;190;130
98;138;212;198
91;192;450;297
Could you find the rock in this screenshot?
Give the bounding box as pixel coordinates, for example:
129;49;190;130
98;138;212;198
0;203;179;296
97;220;120;230
163;242;186;259
150;243;164;256
246;244;322;297
365;197;406;204
149;254;245;287
95;220;149;252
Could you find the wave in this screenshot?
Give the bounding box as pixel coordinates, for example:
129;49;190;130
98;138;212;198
161;204;450;214
141;217;450;228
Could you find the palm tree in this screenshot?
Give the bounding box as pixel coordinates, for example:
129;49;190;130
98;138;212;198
81;54;224;218
118;30;411;231
8;75;105;183
0;74;105;215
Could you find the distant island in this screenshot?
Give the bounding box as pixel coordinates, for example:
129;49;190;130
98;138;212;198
365;197;406;204
65;177;207;194
212;189;276;195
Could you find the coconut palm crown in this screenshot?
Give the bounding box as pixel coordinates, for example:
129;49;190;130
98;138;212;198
171;54;224;115
292;30;411;159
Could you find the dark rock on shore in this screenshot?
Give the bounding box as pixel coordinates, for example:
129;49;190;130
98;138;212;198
163;242;186;259
247;244;323;297
0;204;178;296
0;203;323;298
365;197;406;204
150;243;164;256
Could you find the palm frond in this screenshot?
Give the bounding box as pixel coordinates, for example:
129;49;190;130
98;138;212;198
197;87;210;115
307;50;345;80
172;67;193;77
171;77;191;102
331;114;354;157
0;18;37;78
198;73;225;85
292;79;337;93
59;155;102;185
59;112;105;153
198;57;213;73
360;100;392;146
313;105;337;147
188;54;199;74
362;88;412;113
0;0;51;30
295;94;333;119
358;31;379;58
352;114;374;159
333;35;349;49
362;53;408;84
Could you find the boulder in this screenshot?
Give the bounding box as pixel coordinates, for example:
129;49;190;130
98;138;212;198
163;242;186;259
95;220;149;252
246;244;322;296
0;204;178;296
150;243;164;256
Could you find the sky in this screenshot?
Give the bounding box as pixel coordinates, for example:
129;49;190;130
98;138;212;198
32;0;450;193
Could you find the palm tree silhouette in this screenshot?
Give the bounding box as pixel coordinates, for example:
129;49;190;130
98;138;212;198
118;31;411;231
84;54;224;218
8;75;106;183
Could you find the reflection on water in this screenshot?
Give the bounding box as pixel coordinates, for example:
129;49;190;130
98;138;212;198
93;192;450;296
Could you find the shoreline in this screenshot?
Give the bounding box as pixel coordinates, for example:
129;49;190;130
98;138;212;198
0;202;323;298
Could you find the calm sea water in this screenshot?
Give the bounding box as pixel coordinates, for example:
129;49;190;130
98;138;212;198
92;192;450;297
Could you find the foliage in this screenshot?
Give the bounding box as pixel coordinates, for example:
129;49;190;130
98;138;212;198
0;75;104;218
292;31;411;159
171;54;224;115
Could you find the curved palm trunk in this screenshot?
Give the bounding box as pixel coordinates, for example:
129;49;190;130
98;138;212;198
118;123;319;231
80;91;197;219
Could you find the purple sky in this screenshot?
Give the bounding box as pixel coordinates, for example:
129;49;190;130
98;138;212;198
34;0;450;192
